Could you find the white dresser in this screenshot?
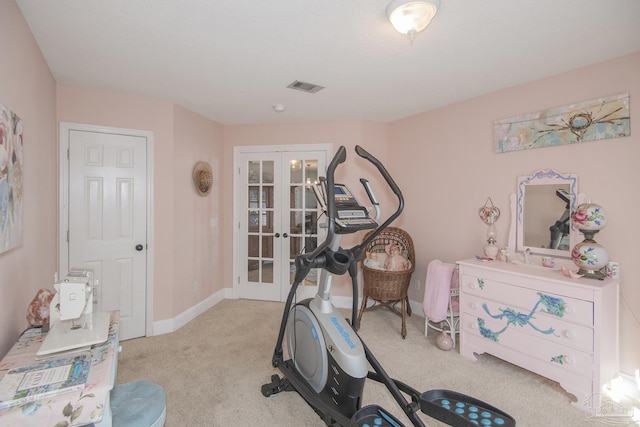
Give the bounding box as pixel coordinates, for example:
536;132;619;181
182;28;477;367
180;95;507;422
457;258;619;413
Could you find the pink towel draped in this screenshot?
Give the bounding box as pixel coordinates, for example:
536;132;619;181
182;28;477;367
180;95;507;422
423;259;456;323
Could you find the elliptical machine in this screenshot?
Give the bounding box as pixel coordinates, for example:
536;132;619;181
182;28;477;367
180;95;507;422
262;146;515;427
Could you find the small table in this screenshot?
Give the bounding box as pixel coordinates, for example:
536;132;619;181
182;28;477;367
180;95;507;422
0;311;120;426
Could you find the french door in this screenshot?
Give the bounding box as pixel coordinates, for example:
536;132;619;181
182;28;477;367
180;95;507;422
235;145;330;302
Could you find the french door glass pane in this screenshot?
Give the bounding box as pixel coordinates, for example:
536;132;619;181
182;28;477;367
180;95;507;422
306;160;318;183
261;261;273;283
304;186;317;209
290;211;302;235
248;162;260;184
247;235;259;257
246;160;275;285
286;158;320;287
290;159;303;183
262;236;274;258
247;260;258;282
262;161;274;183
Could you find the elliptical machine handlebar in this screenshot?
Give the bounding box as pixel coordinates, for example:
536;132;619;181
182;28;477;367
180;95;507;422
302;146;347;263
355;145;401;197
302;144;403;265
353;145;404;250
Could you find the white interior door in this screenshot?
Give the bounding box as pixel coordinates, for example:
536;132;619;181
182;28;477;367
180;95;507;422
235;146;329;302
62;126;150;340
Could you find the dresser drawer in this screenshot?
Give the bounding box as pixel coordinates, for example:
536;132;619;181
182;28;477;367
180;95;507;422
462;313;593;377
461;274;594;326
462;295;594;353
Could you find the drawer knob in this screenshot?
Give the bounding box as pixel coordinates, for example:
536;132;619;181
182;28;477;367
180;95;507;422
471;302;479;309
564;330;575;339
565;305;574;314
565;355;575;365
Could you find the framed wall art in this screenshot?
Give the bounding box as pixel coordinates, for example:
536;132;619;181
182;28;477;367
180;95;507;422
495;93;630;153
0;102;24;254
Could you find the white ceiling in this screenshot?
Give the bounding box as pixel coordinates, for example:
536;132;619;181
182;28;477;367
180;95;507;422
16;0;640;126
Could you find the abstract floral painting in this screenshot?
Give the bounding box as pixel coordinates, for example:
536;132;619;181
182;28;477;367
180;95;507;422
0;102;23;254
495;93;630;153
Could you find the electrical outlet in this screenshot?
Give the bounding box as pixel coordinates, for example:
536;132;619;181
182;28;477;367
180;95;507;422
193;281;198;292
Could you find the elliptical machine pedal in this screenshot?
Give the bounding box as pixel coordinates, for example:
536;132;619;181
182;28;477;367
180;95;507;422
351;405;404;427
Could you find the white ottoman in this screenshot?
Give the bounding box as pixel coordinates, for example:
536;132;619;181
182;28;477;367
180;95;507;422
110;381;166;427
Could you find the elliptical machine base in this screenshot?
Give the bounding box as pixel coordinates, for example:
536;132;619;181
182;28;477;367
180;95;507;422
284;296;367;421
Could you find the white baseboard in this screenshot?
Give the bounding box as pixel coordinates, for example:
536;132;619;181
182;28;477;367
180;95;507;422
153;293;423;336
152;288;232;336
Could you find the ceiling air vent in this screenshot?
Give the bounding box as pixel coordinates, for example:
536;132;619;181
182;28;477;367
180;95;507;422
287;80;325;94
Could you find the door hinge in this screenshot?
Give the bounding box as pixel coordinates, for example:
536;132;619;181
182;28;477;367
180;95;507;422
237;276;240;284
66;230;69;242
67;148;70;160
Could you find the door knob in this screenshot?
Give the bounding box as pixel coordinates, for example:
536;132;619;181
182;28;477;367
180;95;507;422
282;233;288;238
275;233;280;238
135;244;144;251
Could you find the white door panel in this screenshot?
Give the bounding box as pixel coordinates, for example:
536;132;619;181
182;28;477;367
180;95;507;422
67;130;147;340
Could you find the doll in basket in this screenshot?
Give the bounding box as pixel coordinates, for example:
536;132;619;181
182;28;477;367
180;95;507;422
364;251;385;270
384;244;409;271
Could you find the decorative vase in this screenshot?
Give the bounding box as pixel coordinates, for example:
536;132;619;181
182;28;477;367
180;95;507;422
571;201;607;230
571;238;608;277
483;242;499;259
570;200;608;279
436;330;454;351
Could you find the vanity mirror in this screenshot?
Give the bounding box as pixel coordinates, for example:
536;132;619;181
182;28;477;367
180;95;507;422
508;170;583;259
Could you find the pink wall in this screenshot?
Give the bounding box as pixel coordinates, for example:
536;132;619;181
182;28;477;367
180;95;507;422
0;1;57;357
2;0;638;376
56;88;226;321
56;86;176;321
172;105;224;311
388;52;640;374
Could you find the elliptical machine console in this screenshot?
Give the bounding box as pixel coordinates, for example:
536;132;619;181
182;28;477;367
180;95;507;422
312;180;378;233
262;146;515;427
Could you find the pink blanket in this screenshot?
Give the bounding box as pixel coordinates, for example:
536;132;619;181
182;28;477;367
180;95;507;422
423;260;457;323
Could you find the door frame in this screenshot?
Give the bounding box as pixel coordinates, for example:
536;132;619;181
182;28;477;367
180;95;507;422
232;143;332;300
58;122;155;336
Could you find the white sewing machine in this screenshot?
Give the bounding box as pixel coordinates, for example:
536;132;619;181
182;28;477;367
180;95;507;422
37;269;111;356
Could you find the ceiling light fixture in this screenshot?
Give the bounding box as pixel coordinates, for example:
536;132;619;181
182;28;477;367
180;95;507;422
387;0;439;42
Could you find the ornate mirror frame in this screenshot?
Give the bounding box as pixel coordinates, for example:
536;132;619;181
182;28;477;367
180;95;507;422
508;170;584;259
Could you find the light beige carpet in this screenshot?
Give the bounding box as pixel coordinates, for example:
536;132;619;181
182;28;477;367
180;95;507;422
115;299;628;426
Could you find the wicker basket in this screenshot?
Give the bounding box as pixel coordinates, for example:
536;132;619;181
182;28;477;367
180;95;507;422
357;226;415;338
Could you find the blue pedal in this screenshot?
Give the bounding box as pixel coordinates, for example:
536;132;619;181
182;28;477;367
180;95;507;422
420;390;516;427
351;405;405;427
